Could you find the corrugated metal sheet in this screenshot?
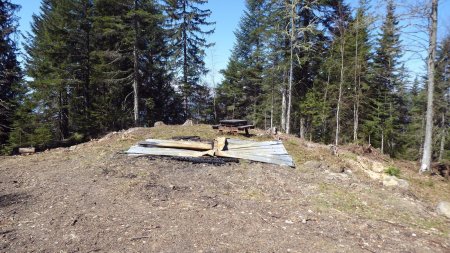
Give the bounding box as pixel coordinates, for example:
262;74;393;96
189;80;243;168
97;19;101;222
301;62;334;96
126;138;295;167
217;139;295;167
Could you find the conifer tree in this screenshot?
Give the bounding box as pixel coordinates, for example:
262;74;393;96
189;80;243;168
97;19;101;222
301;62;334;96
10;0;179;150
349;0;372;142
217;0;267;123
434;35;449;161
401;77;426;160
163;0;215;119
0;0;21;148
92;0;175;129
365;0;403;155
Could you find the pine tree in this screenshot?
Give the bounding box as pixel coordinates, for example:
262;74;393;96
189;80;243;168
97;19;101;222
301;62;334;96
163;0;215;119
434;35;450;162
365;0;403;155
11;0;179;150
400;77;426;160
0;0;22;149
217;0;267;124
21;0;96;144
92;0;177;130
349;0;372;143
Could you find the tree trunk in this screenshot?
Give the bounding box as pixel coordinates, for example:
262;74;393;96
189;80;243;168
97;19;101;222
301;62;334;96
335;37;345;151
59;88;69;140
213;87;217;122
420;0;438;173
353;13;359;142
439;112;446;161
419;115;425;158
83;1;91;120
264;111;267;130
133;0;139;126
182;1;189;119
286;0;295;135
300;117;305;139
281;69;287;132
322;62;331;139
271;81;274;130
253;100;257;126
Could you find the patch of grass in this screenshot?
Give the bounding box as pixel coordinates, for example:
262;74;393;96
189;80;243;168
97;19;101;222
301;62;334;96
424;180;435;188
314;183;367;213
314;183;450;236
150;124;218;140
71;132;85;142
243;188;265;200
340;152;358;161
385;166;401;177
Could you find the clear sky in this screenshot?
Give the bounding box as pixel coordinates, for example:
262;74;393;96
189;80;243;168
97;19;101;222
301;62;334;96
13;0;246;84
12;0;450;85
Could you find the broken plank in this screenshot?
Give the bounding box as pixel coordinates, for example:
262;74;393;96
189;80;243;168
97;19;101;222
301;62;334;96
139;139;212;151
126;146;214;157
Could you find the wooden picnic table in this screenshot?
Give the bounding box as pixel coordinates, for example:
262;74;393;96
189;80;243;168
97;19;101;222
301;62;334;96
213;119;255;135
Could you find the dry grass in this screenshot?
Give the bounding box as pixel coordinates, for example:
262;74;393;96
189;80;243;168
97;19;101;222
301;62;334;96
1;124;449;252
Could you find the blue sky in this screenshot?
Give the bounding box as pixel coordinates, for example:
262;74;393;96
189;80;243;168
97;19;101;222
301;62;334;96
13;0;245;84
13;0;450;85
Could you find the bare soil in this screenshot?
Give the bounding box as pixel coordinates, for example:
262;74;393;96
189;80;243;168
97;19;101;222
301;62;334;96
0;125;449;252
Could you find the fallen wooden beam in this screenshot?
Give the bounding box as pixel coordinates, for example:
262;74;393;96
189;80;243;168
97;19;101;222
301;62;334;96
139;139;212;151
127;146;214;157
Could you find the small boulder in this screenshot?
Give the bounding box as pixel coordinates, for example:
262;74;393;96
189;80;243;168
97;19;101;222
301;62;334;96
182;119;194;126
303;160;324;170
437;202;450;219
382;175;409;189
154;121;165;127
371;161;385;173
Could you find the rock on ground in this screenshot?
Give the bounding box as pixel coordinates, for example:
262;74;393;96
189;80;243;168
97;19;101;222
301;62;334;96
182;119;194;126
303;160;324;170
437;202;450;219
154;121;165;127
382;175;409;189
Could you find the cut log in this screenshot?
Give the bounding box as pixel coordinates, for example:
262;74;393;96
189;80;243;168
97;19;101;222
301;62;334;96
19;147;35;154
139;139;212;151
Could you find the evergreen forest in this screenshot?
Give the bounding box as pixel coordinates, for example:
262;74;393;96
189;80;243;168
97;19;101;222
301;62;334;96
0;0;448;170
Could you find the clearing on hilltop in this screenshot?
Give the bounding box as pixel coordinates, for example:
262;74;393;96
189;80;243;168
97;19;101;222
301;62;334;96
0;125;449;252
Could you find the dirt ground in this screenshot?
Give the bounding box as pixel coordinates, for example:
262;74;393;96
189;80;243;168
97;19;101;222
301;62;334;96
0;125;449;252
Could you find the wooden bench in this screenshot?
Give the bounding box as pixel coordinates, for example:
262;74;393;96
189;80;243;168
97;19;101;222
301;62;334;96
237;125;255;135
213;120;254;135
216;124;255;135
